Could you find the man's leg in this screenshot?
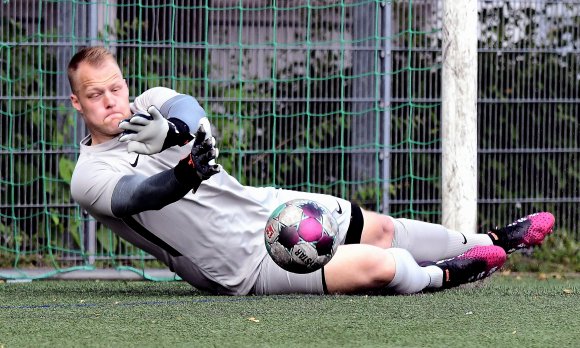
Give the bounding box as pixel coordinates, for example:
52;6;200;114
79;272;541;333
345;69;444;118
359;211;493;263
323;244;506;295
358;210;555;263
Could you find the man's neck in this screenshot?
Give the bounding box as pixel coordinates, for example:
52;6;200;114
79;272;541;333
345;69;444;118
89;133;118;146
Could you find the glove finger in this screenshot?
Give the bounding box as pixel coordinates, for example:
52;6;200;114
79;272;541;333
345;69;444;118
127;141;146;154
119;121;146;132
196;151;211;165
193;125;207;146
199;164;220;179
197;149;216;164
207;148;218;162
199;138;214;152
119;133;138;143
118;119;130;129
190;137;216;156
208;148;218;161
127;141;157;155
207;164;221;175
147;106;164;120
129;115;152;126
198;117;212;140
120;129;137;135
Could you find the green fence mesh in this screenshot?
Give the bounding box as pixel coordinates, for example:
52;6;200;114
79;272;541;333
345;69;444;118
0;0;442;280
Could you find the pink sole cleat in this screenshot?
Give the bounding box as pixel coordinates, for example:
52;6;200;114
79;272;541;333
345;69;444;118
488;212;555;253
434;245;507;289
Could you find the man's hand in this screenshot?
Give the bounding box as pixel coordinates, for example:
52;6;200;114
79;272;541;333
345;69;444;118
119;106;194;154
173;124;220;190
186;124;220;180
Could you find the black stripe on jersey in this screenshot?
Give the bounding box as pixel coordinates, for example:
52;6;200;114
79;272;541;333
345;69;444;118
122;216;182;257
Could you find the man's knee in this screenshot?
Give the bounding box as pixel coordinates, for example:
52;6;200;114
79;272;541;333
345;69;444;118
360;210;395;248
363;249;397;286
324;245;396;293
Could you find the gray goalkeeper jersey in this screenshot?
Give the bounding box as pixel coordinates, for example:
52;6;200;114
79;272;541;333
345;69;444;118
72;137;351;295
72;137;278;294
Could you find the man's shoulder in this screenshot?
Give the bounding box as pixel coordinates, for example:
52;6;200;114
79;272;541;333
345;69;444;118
72;152;110;176
71;143;127;190
74;144;120;172
70;149;128;212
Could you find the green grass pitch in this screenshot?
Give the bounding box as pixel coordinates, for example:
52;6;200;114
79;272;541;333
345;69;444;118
1;274;578;347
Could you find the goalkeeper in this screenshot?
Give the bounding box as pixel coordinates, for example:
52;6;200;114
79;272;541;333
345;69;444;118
68;47;555;296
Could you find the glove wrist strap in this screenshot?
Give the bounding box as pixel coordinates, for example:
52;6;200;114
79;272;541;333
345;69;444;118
162;118;194;151
174;154;203;192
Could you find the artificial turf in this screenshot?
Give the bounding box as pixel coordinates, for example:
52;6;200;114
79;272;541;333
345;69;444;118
0;274;578;347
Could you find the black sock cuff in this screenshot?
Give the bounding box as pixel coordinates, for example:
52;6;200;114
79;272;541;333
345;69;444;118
321;267;328;294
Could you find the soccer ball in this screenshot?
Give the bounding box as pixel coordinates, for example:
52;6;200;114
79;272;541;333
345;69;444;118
264;199;339;274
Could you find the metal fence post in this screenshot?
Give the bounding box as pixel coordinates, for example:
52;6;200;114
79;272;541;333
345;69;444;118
86;1;99;265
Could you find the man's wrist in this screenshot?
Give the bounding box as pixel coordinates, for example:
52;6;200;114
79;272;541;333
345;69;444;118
162;118;194;151
174;154;202;191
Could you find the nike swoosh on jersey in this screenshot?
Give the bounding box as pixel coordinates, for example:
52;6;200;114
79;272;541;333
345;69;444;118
130;154;140;167
460;232;467;244
336;200;343;214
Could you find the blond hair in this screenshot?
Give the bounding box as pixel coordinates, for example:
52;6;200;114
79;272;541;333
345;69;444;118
67;47;116;91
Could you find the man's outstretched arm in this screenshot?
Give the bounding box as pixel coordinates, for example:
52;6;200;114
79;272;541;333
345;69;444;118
111;125;219;217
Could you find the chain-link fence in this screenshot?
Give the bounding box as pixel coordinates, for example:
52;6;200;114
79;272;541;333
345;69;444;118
1;0;578;279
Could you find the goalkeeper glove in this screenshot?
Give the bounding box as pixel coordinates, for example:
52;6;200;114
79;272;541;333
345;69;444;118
174;124;220;190
119;106;194;154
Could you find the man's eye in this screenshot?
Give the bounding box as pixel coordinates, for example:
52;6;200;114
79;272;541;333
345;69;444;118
88;93;101;99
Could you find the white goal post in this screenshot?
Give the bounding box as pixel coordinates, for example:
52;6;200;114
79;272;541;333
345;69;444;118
441;0;478;233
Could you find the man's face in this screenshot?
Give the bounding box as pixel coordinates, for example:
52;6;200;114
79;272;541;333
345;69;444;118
70;58;130;144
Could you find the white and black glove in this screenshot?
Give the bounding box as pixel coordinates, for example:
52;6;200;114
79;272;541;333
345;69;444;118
174;124;220;188
119;106;194;154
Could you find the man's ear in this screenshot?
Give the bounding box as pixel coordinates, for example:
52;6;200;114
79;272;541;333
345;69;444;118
70;93;82;113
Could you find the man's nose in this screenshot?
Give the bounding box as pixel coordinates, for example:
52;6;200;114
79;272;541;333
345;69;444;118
103;91;116;108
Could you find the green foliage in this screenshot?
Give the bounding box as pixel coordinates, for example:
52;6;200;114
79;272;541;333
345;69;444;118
58;157;76;184
351;183;383;210
1;18;84;267
476;2;580;243
96;227;118;256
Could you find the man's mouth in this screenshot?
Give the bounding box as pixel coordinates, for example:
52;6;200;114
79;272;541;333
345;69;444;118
104;113;126;124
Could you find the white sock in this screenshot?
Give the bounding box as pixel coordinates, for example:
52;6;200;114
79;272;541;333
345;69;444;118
391;218;493;262
424;265;443;288
386;248;432;294
444;229;492;259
